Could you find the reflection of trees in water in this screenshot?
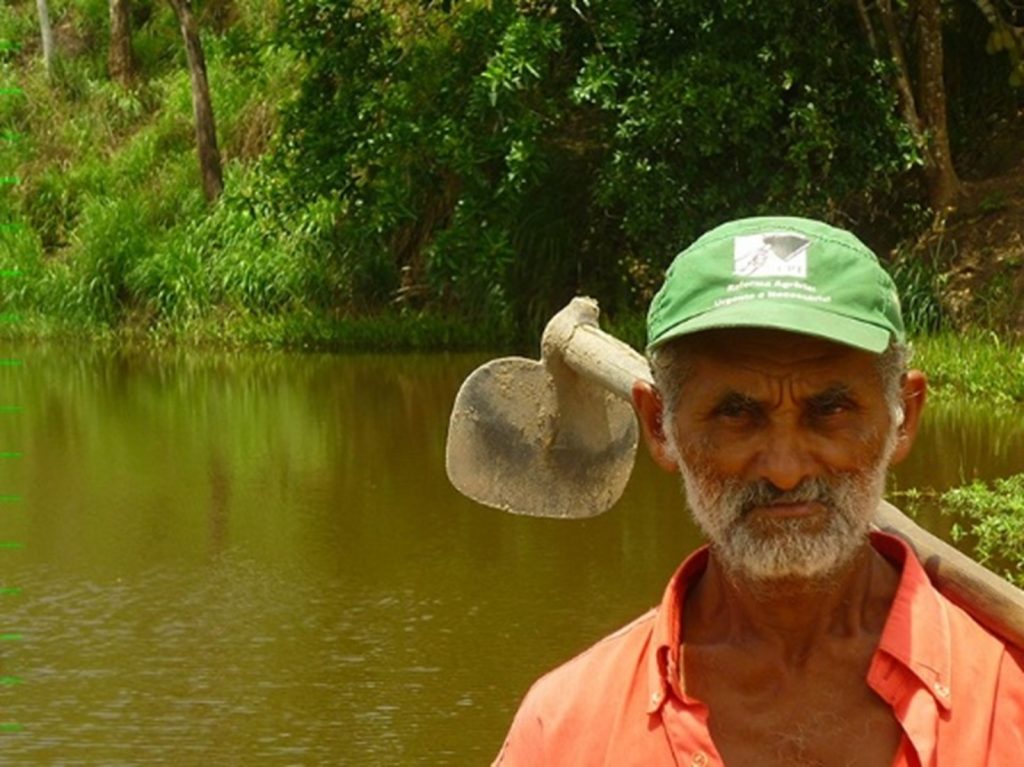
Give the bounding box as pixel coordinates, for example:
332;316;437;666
7;343;492;572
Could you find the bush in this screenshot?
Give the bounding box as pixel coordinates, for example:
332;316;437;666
940;473;1024;588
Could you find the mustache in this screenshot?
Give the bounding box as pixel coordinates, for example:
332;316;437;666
728;477;838;517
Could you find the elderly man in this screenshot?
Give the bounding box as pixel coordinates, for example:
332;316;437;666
493;217;1024;766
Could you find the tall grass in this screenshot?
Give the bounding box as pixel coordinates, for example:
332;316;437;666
911;331;1024;404
886;249;949;335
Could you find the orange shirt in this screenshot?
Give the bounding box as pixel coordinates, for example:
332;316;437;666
493;533;1024;766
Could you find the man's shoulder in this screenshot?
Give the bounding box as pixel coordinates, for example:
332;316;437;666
944;594;1024;756
946;592;1024;679
531;607;659;689
936;585;1024;665
875;531;1023;670
492;608;666;765
520;607;659;718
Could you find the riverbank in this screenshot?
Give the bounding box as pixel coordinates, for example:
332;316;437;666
911;332;1024;405
0;308;513;353
3;308;1021;407
1;2;1022;403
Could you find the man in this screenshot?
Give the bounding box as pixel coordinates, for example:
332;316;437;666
493;217;1024;766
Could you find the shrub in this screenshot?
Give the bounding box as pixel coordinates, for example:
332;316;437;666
940;473;1024;588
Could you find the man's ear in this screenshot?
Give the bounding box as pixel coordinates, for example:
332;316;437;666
889;369;927;465
632;380;680;473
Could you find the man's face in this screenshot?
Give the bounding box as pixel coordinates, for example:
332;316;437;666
665;329;901;581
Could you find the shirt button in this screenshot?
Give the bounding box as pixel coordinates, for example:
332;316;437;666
650;691;662;705
691;752;708;766
933;682;950;698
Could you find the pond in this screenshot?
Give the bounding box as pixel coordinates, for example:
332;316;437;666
0;345;1022;765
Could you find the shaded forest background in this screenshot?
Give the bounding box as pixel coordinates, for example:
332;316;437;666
1;0;1023;349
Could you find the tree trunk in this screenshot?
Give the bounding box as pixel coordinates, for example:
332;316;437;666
876;0;925;144
917;0;959;211
36;0;54;78
865;0;960;214
167;0;223;202
852;0;878;54
108;0;136;87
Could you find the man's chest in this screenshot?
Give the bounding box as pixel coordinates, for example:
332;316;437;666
680;646;903;767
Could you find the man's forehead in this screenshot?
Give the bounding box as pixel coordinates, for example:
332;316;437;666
680;328;880;384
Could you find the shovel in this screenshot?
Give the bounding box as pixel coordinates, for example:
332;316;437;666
446;297;1024;649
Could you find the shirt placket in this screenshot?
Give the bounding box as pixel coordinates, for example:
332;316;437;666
659;696;723;767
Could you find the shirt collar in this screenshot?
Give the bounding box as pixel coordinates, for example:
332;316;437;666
869;531;954;711
646;544;709;714
645;531;953;716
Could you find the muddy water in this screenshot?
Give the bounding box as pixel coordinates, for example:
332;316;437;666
0;346;1020;765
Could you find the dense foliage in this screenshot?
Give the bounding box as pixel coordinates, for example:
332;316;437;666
0;0;1019;344
273;0;914;334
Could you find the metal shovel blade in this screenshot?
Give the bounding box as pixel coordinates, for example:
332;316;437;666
445;356;638;518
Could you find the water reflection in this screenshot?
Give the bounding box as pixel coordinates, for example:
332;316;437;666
0;345;1020;764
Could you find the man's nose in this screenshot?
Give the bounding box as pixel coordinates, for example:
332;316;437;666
753;427;817;491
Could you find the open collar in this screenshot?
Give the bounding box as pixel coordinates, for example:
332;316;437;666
645;531;954;716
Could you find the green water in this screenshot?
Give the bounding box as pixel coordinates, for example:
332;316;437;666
0;345;1021;765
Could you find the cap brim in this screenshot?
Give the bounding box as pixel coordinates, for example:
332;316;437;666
648;302;892;353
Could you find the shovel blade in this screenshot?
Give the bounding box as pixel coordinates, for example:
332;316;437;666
445;357;638;518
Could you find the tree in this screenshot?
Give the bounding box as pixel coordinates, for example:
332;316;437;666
35;0;54;78
108;0;136;87
916;0;958;211
854;0;959;212
167;0;223;202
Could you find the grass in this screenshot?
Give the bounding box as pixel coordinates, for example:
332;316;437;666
2;4;1023;364
911;332;1024;405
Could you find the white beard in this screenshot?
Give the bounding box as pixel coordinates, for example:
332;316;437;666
677;431;897;582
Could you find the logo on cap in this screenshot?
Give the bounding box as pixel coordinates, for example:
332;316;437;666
733;232;810;278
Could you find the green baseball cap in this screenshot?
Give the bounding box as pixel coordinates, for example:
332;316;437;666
646;216;905;353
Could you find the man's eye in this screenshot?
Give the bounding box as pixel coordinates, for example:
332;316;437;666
809;397;856;418
712;398;760;420
718;404;752;418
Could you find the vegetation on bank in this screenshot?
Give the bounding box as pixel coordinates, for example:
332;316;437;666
943;473;1024;588
899;473;1024;588
912;332;1024;405
1;0;1023;350
0;0;1019;349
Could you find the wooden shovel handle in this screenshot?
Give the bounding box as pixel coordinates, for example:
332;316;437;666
542;298;1024;649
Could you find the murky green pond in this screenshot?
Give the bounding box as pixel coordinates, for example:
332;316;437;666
0;345;1021;765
